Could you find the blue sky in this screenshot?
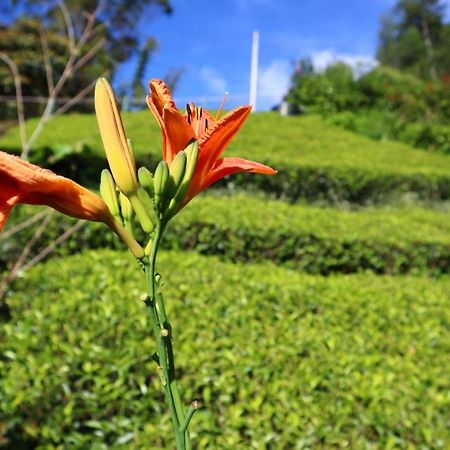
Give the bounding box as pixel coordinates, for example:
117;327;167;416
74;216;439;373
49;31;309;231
3;0;449;111
115;0;427;110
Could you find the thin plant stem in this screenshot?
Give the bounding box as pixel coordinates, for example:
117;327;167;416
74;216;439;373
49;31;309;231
144;222;193;449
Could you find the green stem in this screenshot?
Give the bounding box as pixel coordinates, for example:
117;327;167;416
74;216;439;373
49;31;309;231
144;221;192;450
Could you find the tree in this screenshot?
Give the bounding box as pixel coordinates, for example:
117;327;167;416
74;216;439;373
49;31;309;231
16;0;172;67
287;61;362;114
0;0;172;117
377;0;449;80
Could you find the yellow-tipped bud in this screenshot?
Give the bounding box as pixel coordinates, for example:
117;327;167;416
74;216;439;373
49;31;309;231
100;169;120;219
168;150;187;197
138;167;154;196
128;192;155;234
119;192;133;222
95;78;138;196
137;187;155;216
166;141;199;218
153;160;169;211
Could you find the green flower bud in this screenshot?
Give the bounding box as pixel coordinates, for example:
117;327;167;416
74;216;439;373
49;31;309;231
166;141;199;218
119;192;133;222
99;169;120;219
168;151;187;198
138;167;154;196
153;160;169;211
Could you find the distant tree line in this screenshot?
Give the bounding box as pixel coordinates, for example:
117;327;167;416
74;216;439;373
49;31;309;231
286;0;450;153
0;0;173;118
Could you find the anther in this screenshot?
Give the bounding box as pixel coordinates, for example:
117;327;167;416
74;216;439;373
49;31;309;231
186;104;192;124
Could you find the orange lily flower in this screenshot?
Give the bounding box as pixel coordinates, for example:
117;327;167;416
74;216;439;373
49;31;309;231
146;79;276;207
0;151;143;258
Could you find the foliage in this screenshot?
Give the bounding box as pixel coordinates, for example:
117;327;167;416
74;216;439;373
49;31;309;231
377;0;450;81
328;109;450;154
8;0;172;64
287;62;450;153
0;1;172;118
2;194;449;276
358;66;429;120
1;250;449;449
0;18;73;118
1;112;449;202
287;62;362;114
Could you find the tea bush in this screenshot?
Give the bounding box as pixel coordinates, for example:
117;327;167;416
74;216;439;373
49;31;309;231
2;194;449;275
1;250;449;449
1;113;449;202
328;110;450;154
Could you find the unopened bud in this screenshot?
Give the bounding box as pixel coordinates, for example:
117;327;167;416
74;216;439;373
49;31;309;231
168;150;187;197
95;78;138;196
153;160;169;211
165;140;198;218
100;169;120;219
129;193;155;234
119;192;133;222
138;166;154;196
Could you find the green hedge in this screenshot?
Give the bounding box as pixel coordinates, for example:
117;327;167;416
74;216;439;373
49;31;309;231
1;113;449;203
167;194;450;275
1;250;449;449
2;195;449;275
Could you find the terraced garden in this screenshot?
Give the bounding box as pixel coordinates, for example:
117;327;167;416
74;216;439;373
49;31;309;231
1;112;449;449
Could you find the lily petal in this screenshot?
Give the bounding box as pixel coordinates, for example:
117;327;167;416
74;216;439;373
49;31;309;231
0;151;113;232
187;156;276;202
198;106;252;174
148;79;176;115
0;190;20;231
162;107;195;163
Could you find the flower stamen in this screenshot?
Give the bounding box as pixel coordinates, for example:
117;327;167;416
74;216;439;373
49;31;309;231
215;91;229;120
196;107;203;136
186;103;192;124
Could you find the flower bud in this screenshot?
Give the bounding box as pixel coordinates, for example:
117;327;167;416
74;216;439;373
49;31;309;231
168;150;187;198
153;160;169;211
129;186;157;234
95;78;138;196
99;169;120;220
119;192;133;223
166;140;198;218
138;167;154;196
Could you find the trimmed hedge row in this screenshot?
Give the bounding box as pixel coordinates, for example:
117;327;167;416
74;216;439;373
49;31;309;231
1;250;449;449
1;113;449;203
167;194;450;275
2;195;449;275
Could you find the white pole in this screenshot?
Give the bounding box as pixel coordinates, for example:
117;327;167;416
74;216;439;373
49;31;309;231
249;31;259;111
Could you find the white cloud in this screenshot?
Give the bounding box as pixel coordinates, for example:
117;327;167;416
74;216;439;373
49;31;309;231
257;60;292;110
311;50;378;76
199;67;227;94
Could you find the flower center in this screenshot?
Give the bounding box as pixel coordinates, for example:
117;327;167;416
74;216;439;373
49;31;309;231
186;104;208;137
